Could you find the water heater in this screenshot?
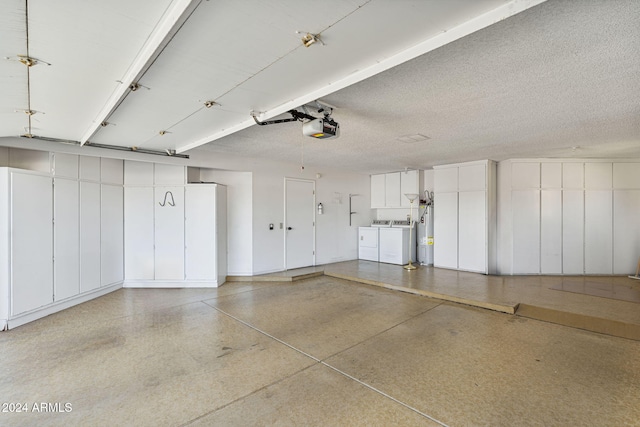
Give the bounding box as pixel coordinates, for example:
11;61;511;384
417;204;434;265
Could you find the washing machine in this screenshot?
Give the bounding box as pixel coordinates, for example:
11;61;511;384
358;220;391;261
379;220;416;265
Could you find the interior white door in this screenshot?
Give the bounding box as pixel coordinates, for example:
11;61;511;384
285;179;315;270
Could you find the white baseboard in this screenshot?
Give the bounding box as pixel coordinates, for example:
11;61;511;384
123;280;219;288
5;282;122;330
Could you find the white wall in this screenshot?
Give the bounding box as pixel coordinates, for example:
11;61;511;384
248;165;370;274
174;149;372;275
497;159;640;275
198;169;253;276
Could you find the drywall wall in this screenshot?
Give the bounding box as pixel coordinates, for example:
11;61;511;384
199;169;253;276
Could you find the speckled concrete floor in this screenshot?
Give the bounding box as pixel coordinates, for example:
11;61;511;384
1;275;639;426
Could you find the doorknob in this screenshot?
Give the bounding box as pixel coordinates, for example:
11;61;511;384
287;227;293;230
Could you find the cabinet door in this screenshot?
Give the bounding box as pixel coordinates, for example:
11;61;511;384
540;190;562;274
215;185;227;284
370;174;385;208
124;187;154;280
563;190;584;274
185;186;216;280
459;164;486;192
434;192;458;269
101;184;123;286
613;190;640;274
385;172;401;207
80;182;101;292
155;187;185;280
512;190;540;274
11;173;53;315
585;190;613;274
400;170;419;207
54;178;80;300
458;191;486;273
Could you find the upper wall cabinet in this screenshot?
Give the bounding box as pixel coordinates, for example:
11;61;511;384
52;153;79;179
371;170;422;208
101;158;124;185
155;163;185;185
79;156;101;182
400;170;421;207
384;172;401;207
124;161;185;186
370;174;386;208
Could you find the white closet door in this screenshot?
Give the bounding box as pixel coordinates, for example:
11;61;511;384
124;187;154;280
54;178;80;300
185;186;216;280
563;190;584;274
101;184;123;286
434;192;458;269
613;190;640;274
512;190;540;274
11;173;53;315
154;187;184;280
80;182;101;292
585;190;613;274
540;190;562;274
458;191;486;273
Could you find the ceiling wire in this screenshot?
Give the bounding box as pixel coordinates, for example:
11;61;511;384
24;0;32;136
213;0;374;105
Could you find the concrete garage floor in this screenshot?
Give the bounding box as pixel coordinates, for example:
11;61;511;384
1;263;639;426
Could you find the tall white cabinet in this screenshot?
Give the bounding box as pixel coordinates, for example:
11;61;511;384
433;160;496;274
124;161;227;287
1;154;124;330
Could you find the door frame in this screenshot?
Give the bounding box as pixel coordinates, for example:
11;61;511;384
283;177;316;270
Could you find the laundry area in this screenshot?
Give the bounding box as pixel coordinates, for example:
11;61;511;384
359;169;433;268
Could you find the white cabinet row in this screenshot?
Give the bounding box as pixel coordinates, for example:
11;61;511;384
1;168;123;329
371;170;422;208
510;189;640;274
124;184;227;287
506;160;640;274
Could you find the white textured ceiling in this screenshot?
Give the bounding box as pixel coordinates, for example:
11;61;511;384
1;0;638;174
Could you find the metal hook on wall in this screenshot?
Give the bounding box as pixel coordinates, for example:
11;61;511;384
159;191;176;207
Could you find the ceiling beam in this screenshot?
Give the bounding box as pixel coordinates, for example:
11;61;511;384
176;0;548;154
79;0;202;145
